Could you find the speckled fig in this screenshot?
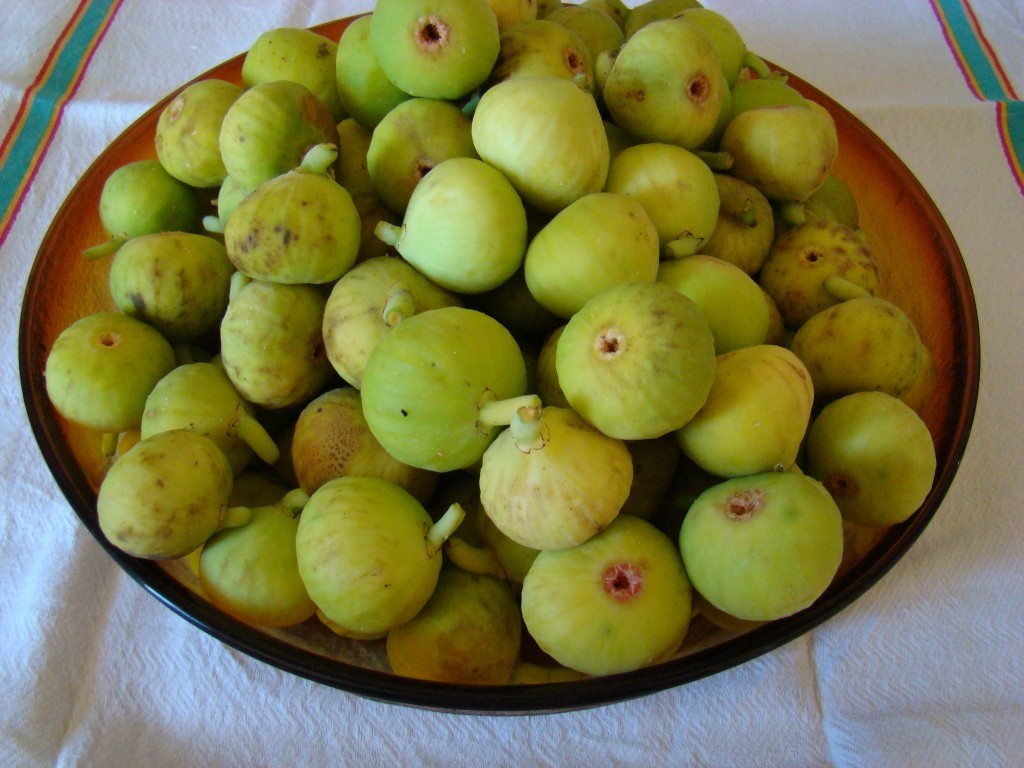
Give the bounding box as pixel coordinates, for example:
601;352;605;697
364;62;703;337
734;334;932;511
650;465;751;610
155;79;242;188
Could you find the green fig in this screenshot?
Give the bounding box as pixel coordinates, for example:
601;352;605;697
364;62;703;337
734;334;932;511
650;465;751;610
155;79;242;188
485;0;538;31
622;0;702;38
97;159;203;243
700;172;775;275
334;15;412;131
489;19;595;90
546;6;625;61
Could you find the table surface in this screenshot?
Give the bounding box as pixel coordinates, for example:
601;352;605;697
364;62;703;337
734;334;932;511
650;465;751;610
2;1;1022;766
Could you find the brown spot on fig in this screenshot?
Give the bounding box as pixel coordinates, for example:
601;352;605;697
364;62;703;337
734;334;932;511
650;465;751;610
723;488;765;521
826;473;858;499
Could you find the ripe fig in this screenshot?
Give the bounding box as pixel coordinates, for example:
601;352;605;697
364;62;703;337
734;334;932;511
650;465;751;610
622;0;702;38
489;19;594;89
701;172;775;275
97;159;203;242
521;514;693;675
471;76;608;214
679;471;844;622
334;15;412;131
485;0;538;32
546;6;625;62
155;79;241;188
676;345;814;477
369;0;500;100
555;281;716;440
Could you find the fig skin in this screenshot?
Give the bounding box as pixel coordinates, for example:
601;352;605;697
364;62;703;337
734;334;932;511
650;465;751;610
471;76;609;215
546;6;625;61
44;311;177;434
619;435;682;521
369;0;501;101
603;18;726;150
489;19;595;89
385;565;522;684
759;219;882;329
97;430;237;560
555;281;716;440
155;79;242;189
524;191;661;319
218;80;339;191
701;173;775;275
622;0;702;38
720;102;839;203
98;159;203;240
334;15;412;131
109;231;233;344
360;307;529;472
479;405;634;550
789;297;925;403
322;255;461;389
806;391;936;528
679;471;844;622
242;27;345;122
375;156;528;294
676;345;814;478
521;515;693;676
485;0;539;32
219;280;333;410
290;387;438;502
294;476;456;636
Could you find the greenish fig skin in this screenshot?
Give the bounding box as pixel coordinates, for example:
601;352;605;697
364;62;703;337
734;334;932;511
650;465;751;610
375;157;527;294
155;79;242;189
479;405;634;551
470;266;562;338
675;8;748;86
242;27;346;122
524;192;660;319
295;476;451;635
620;435;681;521
99;160;203;240
555;281;717;440
789;297;925;404
214;175;255;232
719;103;839;203
334;118;375;198
806;174;860;231
534;324;570;409
622;0;702;38
679;471;844;622
361;307;529;472
141;362;279;475
604;142;720;251
701;173;775;275
489;19;595;90
335;16;412;131
109;232;233;344
219;280;332;410
546;6;625;61
219;80;339;191
603;19;726;150
486;0;538;32
806;391;936;529
290;387;438;502
385;565;522;684
224;166;361;285
98;430;236;560
366;97;478;215
199;494;319;629
471;76;609;215
322;255;461;389
759;219;882;329
537;0;564;18
676;345;814;478
45;312;177;434
727;77;809;123
369;0;500;101
521;515;693;676
603;120;635;163
657;255;769;355
581;0;630;31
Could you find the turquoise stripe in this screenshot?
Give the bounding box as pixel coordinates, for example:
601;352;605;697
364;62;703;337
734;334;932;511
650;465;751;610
935;0;1012;101
0;1;119;207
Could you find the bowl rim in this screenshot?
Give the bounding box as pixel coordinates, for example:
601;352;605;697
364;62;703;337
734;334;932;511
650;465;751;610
18;17;981;715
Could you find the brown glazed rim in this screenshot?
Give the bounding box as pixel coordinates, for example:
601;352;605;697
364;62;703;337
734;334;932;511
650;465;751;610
19;16;980;715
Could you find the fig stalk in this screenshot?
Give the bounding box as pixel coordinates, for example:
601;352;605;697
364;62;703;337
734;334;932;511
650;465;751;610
476;394;542;432
426;502;467;557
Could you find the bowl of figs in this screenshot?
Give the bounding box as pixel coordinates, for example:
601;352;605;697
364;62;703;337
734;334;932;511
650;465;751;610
19;0;980;714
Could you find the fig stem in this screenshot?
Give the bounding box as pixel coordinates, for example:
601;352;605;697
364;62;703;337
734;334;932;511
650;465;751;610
202;214;224;235
461;92;481;117
374;220;404;248
737;198;758;227
381;288;416;327
278;488;310;516
823;275;873;302
100;432;118;458
82;237;125;261
695;150;733;171
221;505;253;529
426;503;466;558
299;143;339;176
235;415;280;464
229;271;251;301
510;403;546;451
444;536;506;579
663;235;702;260
778;201;807;227
743;51;774;80
477;394;542;431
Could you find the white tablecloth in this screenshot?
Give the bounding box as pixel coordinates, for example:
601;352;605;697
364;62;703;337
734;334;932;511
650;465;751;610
2;1;1022;765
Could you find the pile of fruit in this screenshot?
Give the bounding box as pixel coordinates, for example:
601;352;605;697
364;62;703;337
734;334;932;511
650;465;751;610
43;0;939;685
